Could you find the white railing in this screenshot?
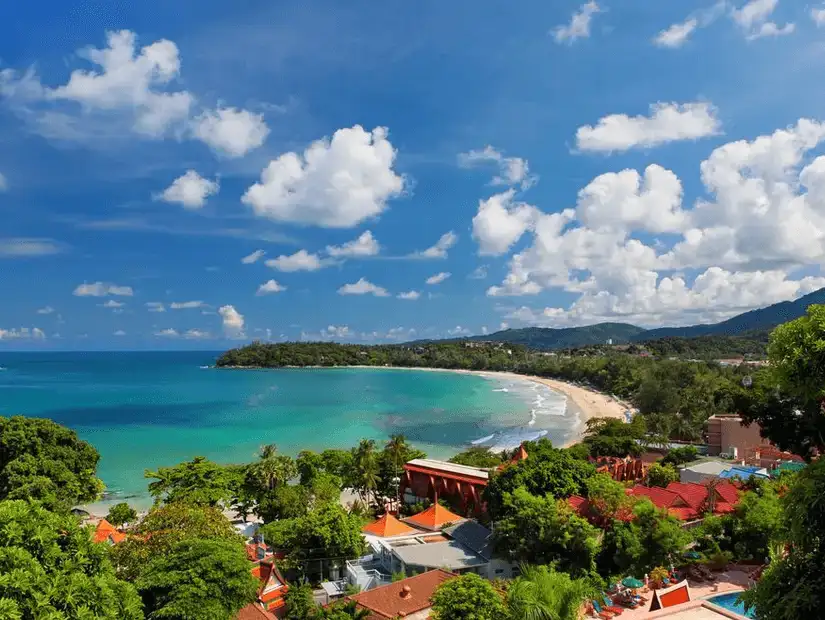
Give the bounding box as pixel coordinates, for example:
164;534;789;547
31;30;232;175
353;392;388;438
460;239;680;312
346;559;391;591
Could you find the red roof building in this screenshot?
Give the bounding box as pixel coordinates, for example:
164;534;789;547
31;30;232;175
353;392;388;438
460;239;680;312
401;459;489;516
235;603;277;620
648;580;692;612
363;513;420;538
250;561;289;617
344;569;455;619
92;519;128;545
627;480;740;521
403;503;465;531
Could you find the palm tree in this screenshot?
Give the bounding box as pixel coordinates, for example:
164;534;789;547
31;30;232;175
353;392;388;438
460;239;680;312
253;444;297;491
506;565;594;620
353;440;380;506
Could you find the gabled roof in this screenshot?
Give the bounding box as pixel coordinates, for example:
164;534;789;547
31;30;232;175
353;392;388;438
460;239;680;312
666;483;708;509
648;579;691;612
443;521;494;561
345;569;455;619
93;519;128;545
404;504;464;531
235;603;277;620
362;513;419;538
628;485;681;508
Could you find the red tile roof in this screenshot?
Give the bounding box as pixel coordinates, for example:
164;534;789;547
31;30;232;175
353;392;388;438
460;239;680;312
235;603;277;620
628;480;740;521
362;513;420;538
93;519;128;545
345;569;455;619
251;562;288;612
404;504;464;531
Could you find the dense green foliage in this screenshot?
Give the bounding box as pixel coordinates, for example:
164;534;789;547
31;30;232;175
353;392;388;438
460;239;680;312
743;460;825;619
260;501;367;581
430;573;508;620
580;417;646;458
493;487;600;578
283;582;317;619
146;456;236;507
107;502;138;526
135;538;257;620
640;335;767;359
506;565;595;620
645;463;679;488
659;445;699;467
111;503;242;581
0;500;143;619
448;446;507;468
485;439;595;519
0;416;104;511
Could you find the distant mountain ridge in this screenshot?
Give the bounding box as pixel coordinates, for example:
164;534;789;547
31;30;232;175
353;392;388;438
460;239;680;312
431;287;825;351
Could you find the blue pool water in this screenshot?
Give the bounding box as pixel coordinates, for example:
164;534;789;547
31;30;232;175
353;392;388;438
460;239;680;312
707;592;756;618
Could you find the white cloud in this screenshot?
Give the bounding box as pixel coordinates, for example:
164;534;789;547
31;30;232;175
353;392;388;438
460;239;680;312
0;30;267;154
472;190;541;256
426;272;451;285
447;326;472;336
242;249;265;264
813;6;825;26
481;326;489;335
101;300;124;308
170;301;205;309
154;328;179;338
0;238;62;257
411;231;458;259
552;1;602;44
36;306;55;315
731;0;795;40
0;327;46;340
469;266;488;280
146;302;166;312
192;107;269;158
397;290;421;300
653;19;698;48
73;282;134;297
326;231;380;258
158;170;219;209
266;250;326;272
113;330;126;336
219;305;245;339
257;279;286;295
576;102;721;153
458;146;535;189
323;325;350;339
183;329;211;340
338;278;390;297
0;172;7;191
242;125;405;228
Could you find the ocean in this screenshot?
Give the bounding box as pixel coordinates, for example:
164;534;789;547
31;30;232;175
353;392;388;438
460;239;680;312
0;351;579;506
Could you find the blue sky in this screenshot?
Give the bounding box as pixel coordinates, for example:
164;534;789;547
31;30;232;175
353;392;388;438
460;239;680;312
2;0;825;350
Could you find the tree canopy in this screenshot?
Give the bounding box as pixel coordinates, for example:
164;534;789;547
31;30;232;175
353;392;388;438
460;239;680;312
506;565;595;620
0;500;143;619
448;447;506;468
430;573;507;620
107;502;138;526
145;456;236;507
0;416;103;511
135;538;257;620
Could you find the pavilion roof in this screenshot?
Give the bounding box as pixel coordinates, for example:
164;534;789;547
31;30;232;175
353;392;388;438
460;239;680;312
362;513;420;538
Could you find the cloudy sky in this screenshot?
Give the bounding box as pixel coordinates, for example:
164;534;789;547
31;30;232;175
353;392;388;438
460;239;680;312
1;0;824;349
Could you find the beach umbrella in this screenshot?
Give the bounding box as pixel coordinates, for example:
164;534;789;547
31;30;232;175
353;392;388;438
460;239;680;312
622;577;644;589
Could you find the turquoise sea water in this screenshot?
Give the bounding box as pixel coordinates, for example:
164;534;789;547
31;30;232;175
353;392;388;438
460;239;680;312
0;351;579;506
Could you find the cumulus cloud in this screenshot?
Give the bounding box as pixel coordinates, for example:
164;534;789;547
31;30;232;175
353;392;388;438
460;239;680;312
113;330;126;336
242;125;405;228
0;30;269;154
36;306;55;315
323;325;350;338
326;231;380;258
73;282;134;297
653;19;698;48
154;328;179;338
0;327;46;340
576;102;721;153
397;290;421;300
265;250;326;272
813;6;825;26
410;231;458;259
447;326;472;336
146;302;165;312
0;238;62;257
469;266;488;280
183;329;211;340
458;146;535;189
338;278;390;297
157;170;219;209
732;0;795;40
426;272;451;285
552;1;602;44
219;305;245;339
242;249;265;264
101;300;124;308
256;279;286;295
191;107;269;158
170;301;205;309
0;172;6;191
472;190;540;256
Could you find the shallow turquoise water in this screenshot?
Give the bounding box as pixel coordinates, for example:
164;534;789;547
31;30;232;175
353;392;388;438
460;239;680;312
0;351;578;504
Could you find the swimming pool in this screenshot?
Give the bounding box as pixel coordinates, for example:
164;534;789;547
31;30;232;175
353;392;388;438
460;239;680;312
706;592;756;618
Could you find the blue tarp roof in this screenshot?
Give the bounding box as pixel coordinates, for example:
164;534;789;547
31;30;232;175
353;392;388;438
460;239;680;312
719;467;769;479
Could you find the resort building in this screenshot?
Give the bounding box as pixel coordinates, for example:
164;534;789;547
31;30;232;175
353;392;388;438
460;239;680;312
705;414;805;468
401;459;490;515
627;480;739;522
342;569;455;619
249;560;289;618
679;460;769;484
92;519;128;545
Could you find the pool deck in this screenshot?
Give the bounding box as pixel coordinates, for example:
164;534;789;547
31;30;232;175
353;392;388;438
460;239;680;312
598;568;753;620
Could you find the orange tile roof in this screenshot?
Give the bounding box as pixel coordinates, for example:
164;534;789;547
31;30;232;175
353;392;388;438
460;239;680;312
235;603;277;620
93;519;128;544
362;513;420;537
404;504;464;531
345;569;455;619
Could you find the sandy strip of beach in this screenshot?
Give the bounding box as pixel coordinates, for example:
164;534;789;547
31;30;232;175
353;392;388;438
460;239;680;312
348;366;630;447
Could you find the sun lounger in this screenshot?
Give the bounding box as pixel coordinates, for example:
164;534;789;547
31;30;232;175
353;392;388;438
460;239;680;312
592;600;616;618
601;595;625;614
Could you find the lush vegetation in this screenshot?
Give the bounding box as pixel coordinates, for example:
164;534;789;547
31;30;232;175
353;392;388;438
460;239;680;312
0;499;143;619
448;446;507;468
430;573;508;620
107;501;138;526
0;416;104;511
